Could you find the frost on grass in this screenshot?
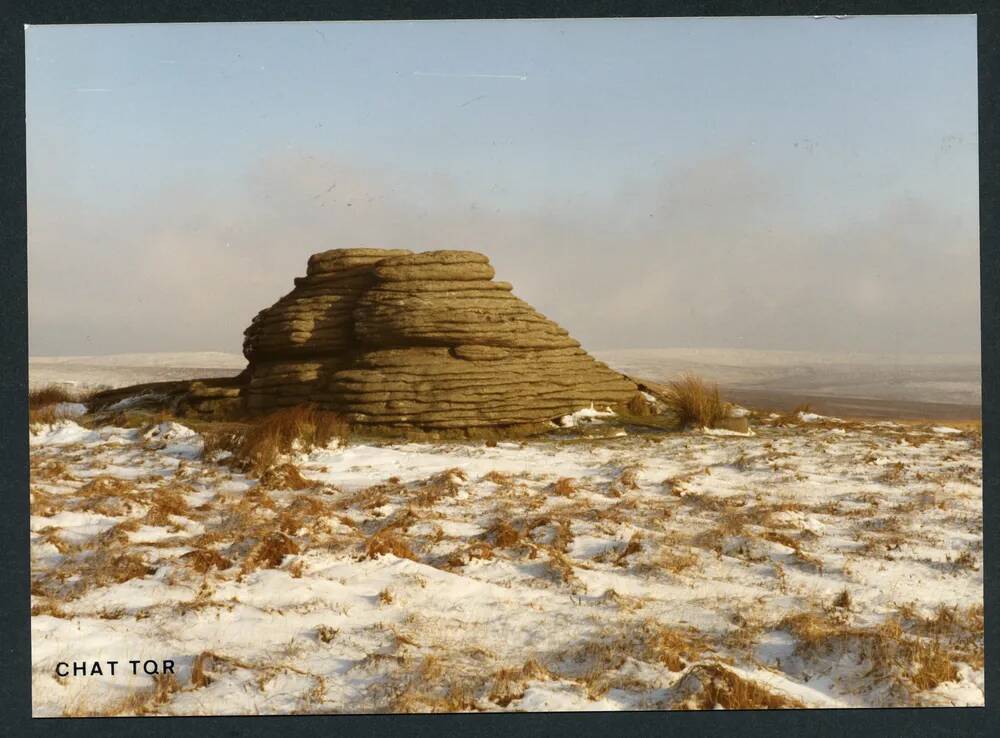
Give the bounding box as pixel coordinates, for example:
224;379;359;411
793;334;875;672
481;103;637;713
29;414;983;715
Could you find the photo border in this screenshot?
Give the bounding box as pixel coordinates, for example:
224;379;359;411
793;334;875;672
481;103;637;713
1;2;995;736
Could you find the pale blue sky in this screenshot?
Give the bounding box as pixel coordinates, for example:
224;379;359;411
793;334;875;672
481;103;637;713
26;16;980;356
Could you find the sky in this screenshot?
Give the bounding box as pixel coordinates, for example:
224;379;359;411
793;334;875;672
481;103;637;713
26;16;980;357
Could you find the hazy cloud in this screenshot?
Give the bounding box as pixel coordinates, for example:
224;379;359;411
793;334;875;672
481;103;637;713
28;150;980;357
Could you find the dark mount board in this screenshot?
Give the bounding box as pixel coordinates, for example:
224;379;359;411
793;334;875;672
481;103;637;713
0;2;995;737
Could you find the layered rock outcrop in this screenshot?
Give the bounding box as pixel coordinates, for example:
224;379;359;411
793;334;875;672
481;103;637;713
241;248;639;435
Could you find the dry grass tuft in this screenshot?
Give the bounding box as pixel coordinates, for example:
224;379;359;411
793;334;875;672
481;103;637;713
31;599;69;618
241;532;300;573
549;477;578;496
278;495;330;534
661;373;725;429
29;384;81;408
29;405;62;426
380;655;482;713
413;468;468;505
485;520;522;548
142;483;193;527
365;530;417;561
779;607;970;696
232;405;349;474
674;663;804;710
489;659;553;707
259;462;313;490
189;651;217;688
181;548;233;574
316;625;339;644
482;470;516;489
657;547;700;575
833;588;853;609
615;532;643;565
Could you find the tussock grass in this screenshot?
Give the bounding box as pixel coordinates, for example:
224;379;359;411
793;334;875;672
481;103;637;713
656;547;700;575
615;532;643;565
365;530;417;561
674;663;804;710
259;462;313;491
29;384;82;408
661;373;725;429
206;405;349;475
413;468;467;506
489;659;552;707
549;477;578;496
181;548;233;574
385;655;481;713
779;607;972;696
485;520;522;548
558;620;709;696
241;532;300;573
143;483;193;527
28;384;98;427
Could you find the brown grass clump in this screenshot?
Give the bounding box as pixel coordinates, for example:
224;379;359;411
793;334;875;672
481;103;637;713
657;547;700;575
485;520;521;548
181;548;233;574
481;470;516;490
316;625;339;644
278;496;330;534
29;384;80;408
31;599;69;618
661;373;725;429
617;466;641;490
234;405;349;474
779;608;967;696
365;530;416;561
259;462;313;491
559;621;709;698
413;468;468;505
615;532;643;565
489;659;553;707
143;483;192;527
76;475;135;497
674;664;804;710
385;656;481;713
29;405;62;426
241;532;300;573
189;651;217;688
68;552;156;593
878;461;907;485
549;477;578;496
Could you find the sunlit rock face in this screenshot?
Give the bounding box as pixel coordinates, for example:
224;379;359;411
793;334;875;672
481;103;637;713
242;248;638;436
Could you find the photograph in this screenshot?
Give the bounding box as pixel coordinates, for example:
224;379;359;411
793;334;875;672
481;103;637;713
25;15;983;716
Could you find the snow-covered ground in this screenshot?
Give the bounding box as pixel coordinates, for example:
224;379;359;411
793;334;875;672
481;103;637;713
30;413;983;715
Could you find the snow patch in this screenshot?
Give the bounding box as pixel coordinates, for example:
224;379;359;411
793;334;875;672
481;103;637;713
559;404;617;428
30;420;100;447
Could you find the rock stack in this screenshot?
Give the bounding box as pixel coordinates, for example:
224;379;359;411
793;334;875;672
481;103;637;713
241;248;640;436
